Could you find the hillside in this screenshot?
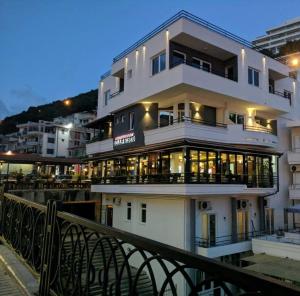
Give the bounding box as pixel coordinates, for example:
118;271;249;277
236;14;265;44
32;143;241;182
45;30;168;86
0;89;98;135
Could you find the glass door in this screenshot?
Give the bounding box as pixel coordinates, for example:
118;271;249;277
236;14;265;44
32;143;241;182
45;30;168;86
237;211;249;241
202;213;216;247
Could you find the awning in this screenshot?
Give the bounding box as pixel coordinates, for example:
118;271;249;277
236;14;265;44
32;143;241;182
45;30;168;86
243;254;300;283
84;115;113;129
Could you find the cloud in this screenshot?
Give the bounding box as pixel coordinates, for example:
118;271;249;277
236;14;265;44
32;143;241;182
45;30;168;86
10;85;47;109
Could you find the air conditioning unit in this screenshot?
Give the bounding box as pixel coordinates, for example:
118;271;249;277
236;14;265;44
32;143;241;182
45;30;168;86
291;165;300;172
237;199;249;210
198;201;212;211
113;197;121;206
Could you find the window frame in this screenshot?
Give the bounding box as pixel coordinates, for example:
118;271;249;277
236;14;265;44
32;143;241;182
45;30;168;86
129;112;135;131
151;51;166;76
140;203;147;223
248;67;259;87
104;89;111;106
126;202;132;221
191;57;212;72
172;50;186;66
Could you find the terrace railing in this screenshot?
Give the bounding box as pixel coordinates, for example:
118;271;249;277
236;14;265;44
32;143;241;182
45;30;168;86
92;173;277;189
0;193;300;295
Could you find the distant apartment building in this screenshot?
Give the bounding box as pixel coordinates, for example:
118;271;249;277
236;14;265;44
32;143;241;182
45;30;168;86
85;12;300;288
253;17;300;54
14;111;95;158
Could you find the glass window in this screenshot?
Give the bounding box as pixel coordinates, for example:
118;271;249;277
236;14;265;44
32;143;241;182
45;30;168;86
104;90;111;106
229;113;244;125
199;151;208;175
127;202;132;220
170;152;183;174
129;112;134;130
140;203;147;223
48;137;55;143
159;110;173;127
202;61;211;72
248;67;259;87
152;52;166;75
139;156;148;176
192;57;201;68
127;157;138;176
172;50;186;66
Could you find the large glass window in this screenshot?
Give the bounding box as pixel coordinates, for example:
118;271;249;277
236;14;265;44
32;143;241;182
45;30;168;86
104;90;111;106
126;157;138;176
172;50;186;66
170;152;183;174
129;112;134;130
248;67;259;87
159;110;173;127
152;52;166;75
229;113;245;125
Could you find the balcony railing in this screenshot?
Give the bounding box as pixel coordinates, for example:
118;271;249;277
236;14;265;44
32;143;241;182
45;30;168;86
170;58;238;81
0;193;299;295
92;173;276;188
269;88;292;105
243;125;276;135
87;133;113;144
110;89;124;98
196;231;271;248
168;116;227;128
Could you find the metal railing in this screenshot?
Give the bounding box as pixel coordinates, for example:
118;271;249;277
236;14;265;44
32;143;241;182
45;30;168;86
196;231;269;248
243;125;277;135
92;173;276;188
87;133;113;144
170;58;238;81
110;89;124;98
113;10;266;64
0;193;299;295
269;88;292;105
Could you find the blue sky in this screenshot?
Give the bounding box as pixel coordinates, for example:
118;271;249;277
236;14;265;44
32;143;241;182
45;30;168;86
0;0;299;118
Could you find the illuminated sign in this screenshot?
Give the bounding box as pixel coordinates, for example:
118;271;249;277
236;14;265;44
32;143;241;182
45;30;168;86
114;132;136;146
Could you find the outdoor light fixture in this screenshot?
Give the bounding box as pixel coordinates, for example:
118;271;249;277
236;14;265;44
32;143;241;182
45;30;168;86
5;150;13;155
64;99;71;106
64;123;73;129
291;58;299;66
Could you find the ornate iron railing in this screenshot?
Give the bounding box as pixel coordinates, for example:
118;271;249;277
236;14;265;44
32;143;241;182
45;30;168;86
1;193;300;295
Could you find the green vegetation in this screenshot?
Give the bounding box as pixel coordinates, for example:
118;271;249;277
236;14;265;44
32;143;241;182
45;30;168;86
0;89;98;135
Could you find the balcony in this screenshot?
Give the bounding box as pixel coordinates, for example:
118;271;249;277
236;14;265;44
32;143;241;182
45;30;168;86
145;118;278;148
86;135;113;154
287;151;300;165
91;173;277;196
1;193;299;296
289;185;300;199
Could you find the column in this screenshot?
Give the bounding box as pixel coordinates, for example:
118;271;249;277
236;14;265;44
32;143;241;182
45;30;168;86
184;100;190;120
173;103;178;122
258;196;265;232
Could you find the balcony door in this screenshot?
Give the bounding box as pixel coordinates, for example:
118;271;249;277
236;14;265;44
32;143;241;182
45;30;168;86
237;210;249;240
106;205;113;227
265;208;274;234
202;213;216;247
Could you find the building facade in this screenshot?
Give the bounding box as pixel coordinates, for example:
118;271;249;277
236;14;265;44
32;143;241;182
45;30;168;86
86;11;299;272
253;17;300;55
13;112;95;158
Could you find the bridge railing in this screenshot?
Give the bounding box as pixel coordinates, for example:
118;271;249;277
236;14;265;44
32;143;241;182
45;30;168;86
1;192;299;296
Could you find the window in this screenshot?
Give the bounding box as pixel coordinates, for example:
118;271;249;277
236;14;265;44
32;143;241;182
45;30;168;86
115;116;120;125
47;148;54;155
48;137;55;144
191;57;211;72
172;50;186;66
159;110;173;127
129;112;134;130
121;115;125;123
248;67;259;87
140;203;147;223
127;69;133;79
229;113;244;125
127;202;132;221
152;52;166;75
104;89;111;106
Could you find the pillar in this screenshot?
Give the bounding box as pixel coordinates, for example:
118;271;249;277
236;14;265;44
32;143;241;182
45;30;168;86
231;198;237;242
258;196;265;232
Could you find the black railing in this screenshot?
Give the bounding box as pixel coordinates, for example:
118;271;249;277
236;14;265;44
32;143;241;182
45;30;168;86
173;116;227;128
269;88;292;105
92;173;276;188
87;133;113;144
243;125;277;135
1;193;299;295
110;90;124;98
196;231;269;248
170;58;238;81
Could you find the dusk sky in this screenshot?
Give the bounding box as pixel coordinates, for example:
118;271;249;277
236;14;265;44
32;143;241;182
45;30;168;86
1;0;299;119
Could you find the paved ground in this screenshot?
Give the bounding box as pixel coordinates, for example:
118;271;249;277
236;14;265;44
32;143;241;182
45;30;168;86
0;261;26;296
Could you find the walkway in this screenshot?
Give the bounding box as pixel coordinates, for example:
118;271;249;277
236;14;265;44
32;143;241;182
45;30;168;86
0;261;26;296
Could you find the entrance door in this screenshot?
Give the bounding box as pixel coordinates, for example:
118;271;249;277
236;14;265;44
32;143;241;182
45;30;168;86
106;205;113;227
202;213;216;247
237;211;249;241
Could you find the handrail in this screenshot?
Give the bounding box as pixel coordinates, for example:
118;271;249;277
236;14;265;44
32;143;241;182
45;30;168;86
169;116;227;128
113;10;268;64
110;89;124;98
243;124;277;135
269;88;292;104
1;193;300;295
170;58;238;81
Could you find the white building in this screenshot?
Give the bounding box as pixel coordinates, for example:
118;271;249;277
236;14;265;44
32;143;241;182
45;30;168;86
14;112;95;158
86;10;299;274
253;17;300;55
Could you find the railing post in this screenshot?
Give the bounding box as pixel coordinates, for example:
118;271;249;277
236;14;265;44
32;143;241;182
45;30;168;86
39;200;61;296
0;185;4;236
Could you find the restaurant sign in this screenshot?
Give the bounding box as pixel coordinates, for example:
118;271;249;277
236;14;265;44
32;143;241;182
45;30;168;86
114;132;136;147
